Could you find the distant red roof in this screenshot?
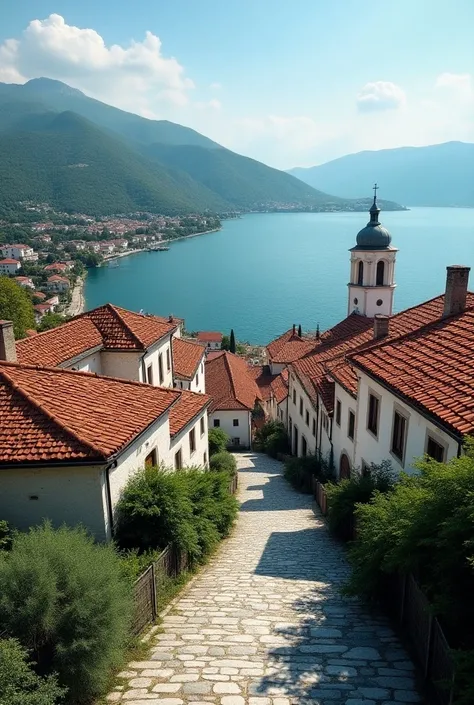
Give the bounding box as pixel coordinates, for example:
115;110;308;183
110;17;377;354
206;351;261;412
0;259;20;265
172;338;205;380
47;275;69;283
266;329;315;364
197;331;222;343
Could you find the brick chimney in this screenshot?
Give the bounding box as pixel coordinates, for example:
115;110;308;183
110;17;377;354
373;314;389;340
443;265;470;318
0;321;17;362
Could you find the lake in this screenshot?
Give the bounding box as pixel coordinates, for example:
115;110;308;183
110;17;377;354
85;208;474;344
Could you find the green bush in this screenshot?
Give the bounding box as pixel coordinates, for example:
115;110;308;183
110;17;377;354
119;548;163;583
0;638;65;705
115;466;238;564
208;427;229;456
0;523;132;705
0;519;13;551
325;460;395;540
284;454;333;493
254;420;289;457
209;451;237;475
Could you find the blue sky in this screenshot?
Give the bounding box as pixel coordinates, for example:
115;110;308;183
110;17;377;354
0;1;473;168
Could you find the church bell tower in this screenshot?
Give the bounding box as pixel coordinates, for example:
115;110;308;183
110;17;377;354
348;184;398;318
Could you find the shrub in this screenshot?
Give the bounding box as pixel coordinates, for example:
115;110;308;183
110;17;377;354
115;466;238;564
209;451;237;475
284;454;333;493
0;523;132;705
119;548;163;583
325;460;395;540
208;427;229;456
0;638;65;705
0;519;13;551
115;466;199;556
254;420;289;457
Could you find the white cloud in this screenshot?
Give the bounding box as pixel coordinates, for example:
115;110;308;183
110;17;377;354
0;14;194;116
356;81;406;112
209;82;222;90
435;72;473;99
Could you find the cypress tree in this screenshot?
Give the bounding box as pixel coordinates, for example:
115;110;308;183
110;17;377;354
230;329;236;353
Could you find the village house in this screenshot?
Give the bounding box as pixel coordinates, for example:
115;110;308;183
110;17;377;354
44;262;72;274
205;351;262;448
15;276;35;290
1;244;35;260
46;275;70;293
0;331;210;541
0;259;21;276
266;193;474;477
110;238;128;250
197;331;223;351
99;242;115;255
172;337;206;393
33;303;55;322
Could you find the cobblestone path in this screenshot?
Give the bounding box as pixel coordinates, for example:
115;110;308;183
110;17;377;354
109;453;422;705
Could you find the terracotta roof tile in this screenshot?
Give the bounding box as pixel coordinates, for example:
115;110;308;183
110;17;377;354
350;306;474;436
169;390;211;437
0;363;180;464
271;369;289;405
197;331;222;342
266;329;315;364
16;303;177;366
172;338;205;380
206;351;262;412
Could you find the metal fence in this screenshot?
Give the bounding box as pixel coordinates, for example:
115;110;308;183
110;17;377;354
312;482;455;705
132;470;239;635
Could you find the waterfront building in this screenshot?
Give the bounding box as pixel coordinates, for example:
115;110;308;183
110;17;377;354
1;244;35;260
46;275;70;293
0;259;21;275
197;331;223;351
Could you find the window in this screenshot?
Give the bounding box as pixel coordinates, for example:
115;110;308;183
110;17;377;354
175;449;182;469
292;389;296;404
348;410;355;440
158;353;164;385
299;397;303;416
302;436;307;456
189;428;196;454
367;393;380;437
203;452;207;466
196;374;199;387
232;437;240;446
145;448;157;467
146;364;153;385
305;410;309;426
376;260;385;286
426;435;445;462
357;260;364;286
312;418;316;437
336;399;341;426
213;419;220;428
200;417;205;436
166;348;171;371
391;410;407;462
233;419;239;427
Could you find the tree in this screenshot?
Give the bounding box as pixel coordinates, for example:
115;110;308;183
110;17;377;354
0;638;65;705
0;277;35;339
298;324;302;337
229;329;236;354
208;427;229;456
221;335;230;351
37;313;68;333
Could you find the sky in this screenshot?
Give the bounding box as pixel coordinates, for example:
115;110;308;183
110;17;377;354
0;1;473;169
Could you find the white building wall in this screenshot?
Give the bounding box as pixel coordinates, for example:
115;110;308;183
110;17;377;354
354;372;460;474
277;397;287;425
0;262;21;275
269;362;286;375
169;411;209;469
0;464;108;541
332;383;357;476
143;337;173;388
287;373;317;456
209;409;251;448
175;358;206;394
63;350;103;374
101;351;142;381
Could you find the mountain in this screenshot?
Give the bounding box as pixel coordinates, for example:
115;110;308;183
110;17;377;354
0;78;405;215
288;142;474;207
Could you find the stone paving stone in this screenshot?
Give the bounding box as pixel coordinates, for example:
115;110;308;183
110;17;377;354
109;453;423;705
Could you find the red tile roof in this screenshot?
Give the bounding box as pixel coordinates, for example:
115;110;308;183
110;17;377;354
0;363;180;465
349;306;474;436
247;365;275;401
197;331;222;342
0;259;20;265
205;351;262;412
16;304;177;366
172;338;205;380
169;390;211;437
271;368;289;405
47;275;69;283
44;263;68;271
266;329;315;364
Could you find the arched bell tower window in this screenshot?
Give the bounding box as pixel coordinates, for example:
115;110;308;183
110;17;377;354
376;260;385;286
357;261;364;286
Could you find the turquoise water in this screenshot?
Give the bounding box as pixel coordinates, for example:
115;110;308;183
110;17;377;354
85;208;474;344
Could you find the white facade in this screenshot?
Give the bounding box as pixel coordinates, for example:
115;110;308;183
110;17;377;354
348;249;397;318
287;373;318;457
141;337;174;388
169;411;209;470
175;358;206;394
210;409;251;448
1;245;34;260
47;277;70;293
0;260;21;275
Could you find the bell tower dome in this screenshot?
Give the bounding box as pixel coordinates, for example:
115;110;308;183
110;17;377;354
348;184;398;318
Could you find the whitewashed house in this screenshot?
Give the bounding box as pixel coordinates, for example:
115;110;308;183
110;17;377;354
46;275;70;293
0;321;210;542
0;259;21;276
205;351;262;448
15;276;35;289
1;244;34;260
172;337;206;393
197;331;223;351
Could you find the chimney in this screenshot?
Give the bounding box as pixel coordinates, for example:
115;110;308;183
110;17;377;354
292;323;296;335
373;314;389;340
443;265;470;318
0;321;17;362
